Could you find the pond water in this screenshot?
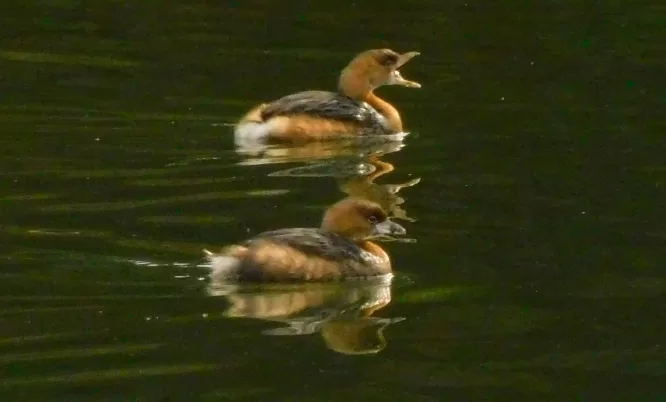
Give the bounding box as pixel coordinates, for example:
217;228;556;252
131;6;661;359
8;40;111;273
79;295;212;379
1;1;665;400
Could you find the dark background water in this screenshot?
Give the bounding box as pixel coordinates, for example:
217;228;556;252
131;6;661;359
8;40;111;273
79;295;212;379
1;1;665;400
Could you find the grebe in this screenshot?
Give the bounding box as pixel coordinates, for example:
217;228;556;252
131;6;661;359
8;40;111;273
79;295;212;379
234;48;421;144
204;197;406;282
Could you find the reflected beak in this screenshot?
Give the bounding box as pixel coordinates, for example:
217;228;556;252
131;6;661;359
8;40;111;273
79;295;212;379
373;219;407;236
388;51;421;88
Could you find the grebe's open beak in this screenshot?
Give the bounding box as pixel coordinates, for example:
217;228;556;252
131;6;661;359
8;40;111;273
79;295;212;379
388;51;421;88
373;219;407;236
395;51;420;69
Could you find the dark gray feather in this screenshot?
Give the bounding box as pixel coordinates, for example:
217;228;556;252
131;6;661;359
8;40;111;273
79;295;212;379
244;228;368;265
260;91;387;129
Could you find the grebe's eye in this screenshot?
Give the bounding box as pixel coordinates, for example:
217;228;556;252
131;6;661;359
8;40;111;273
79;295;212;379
368;215;379;224
378;52;398;67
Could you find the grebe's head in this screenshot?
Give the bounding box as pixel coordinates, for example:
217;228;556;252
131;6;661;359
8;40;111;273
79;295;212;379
339;48;421;98
321;197;406;240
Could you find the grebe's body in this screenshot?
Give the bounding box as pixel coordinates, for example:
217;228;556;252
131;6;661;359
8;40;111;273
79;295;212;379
205;197;406;283
260;91;392;134
234;49;421;144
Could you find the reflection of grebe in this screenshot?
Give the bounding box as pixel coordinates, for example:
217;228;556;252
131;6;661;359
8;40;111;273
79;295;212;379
204;197;406;282
206;277;404;355
340;152;421;222
234;49;421;145
235;134;406;167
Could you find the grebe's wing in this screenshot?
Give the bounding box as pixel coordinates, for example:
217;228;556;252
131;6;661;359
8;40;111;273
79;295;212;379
261;91;382;125
245;228;368;264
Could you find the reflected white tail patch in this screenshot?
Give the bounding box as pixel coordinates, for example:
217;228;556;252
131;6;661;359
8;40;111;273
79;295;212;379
386;132;409;141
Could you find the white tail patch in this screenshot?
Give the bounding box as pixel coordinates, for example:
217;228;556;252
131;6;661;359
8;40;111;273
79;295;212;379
234;119;280;147
207;254;241;279
203;249;239;272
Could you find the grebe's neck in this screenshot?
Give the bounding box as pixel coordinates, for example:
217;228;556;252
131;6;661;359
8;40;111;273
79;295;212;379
338;70;403;132
364;92;402;132
358;240;391;272
338;67;367;100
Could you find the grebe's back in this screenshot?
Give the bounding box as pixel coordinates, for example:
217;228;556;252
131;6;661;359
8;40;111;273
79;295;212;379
260;91;390;134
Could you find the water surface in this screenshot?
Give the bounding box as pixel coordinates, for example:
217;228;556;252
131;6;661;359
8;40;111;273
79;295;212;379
1;1;665;400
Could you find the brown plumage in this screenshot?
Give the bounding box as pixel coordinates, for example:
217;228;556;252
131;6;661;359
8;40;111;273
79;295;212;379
234;49;421;144
204;197;406;283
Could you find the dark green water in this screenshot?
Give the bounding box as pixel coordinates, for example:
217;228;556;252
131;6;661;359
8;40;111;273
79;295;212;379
1;1;665;400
